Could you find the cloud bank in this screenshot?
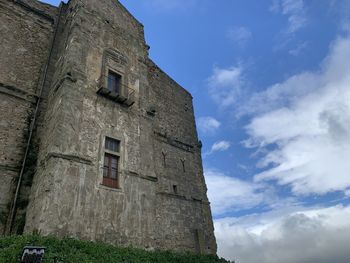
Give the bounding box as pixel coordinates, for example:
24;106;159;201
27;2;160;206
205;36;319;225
207;33;350;263
205;169;268;216
209;35;350;196
245;35;350;195
215;205;350;263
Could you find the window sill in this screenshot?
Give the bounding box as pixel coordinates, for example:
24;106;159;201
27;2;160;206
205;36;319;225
98;184;123;193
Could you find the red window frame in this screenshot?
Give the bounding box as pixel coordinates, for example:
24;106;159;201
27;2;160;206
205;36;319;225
102;153;119;189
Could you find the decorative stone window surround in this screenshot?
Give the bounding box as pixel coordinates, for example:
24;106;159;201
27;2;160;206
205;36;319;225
97;49;135;107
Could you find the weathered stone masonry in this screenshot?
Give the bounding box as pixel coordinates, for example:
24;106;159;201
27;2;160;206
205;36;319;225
0;0;217;254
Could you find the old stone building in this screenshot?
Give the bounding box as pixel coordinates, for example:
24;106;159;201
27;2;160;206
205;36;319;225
0;0;217;254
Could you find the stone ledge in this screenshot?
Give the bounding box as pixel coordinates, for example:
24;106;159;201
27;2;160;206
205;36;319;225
125;170;158;182
154;131;195;153
0;83;38;104
97;184;124;193
156;192;207;204
156;191;187;200
44;152;93;165
0;164;20;172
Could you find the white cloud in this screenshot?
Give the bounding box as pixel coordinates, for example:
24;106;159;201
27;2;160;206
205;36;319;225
227;26;252;46
215;204;350;263
204;141;231;157
197;116;221;135
237;71;321;117
205;169;267;216
270;0;307;33
242;35;350;195
211;141;231;152
208;66;244;107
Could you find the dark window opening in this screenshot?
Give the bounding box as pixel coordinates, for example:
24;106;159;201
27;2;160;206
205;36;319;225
107;70;121;94
173;185;178;194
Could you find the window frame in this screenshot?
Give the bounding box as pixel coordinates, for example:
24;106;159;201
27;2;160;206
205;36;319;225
101;136;121;189
97;49;135;107
107;70;122;94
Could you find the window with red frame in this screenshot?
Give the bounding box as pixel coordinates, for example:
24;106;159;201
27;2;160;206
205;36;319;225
102;137;120;189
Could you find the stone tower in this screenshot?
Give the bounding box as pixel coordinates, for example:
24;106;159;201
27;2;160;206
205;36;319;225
0;0;217;254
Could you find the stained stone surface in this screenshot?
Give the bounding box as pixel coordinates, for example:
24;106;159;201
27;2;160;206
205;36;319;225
0;0;217;254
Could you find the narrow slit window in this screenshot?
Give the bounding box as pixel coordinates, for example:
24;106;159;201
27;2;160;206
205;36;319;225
173;185;178;194
107;70;121;94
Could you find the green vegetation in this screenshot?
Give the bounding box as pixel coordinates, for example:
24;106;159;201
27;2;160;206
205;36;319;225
0;235;229;263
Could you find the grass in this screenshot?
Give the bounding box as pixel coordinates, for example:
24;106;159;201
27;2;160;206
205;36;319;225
0;235;229;263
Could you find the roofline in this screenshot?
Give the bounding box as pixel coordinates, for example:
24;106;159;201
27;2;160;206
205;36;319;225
147;59;193;99
13;0;58;22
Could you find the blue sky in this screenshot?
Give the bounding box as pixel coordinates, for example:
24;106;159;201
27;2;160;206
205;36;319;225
43;1;350;262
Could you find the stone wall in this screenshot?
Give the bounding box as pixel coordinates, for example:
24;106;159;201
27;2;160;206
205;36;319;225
0;0;217;254
147;61;217;253
0;0;57;234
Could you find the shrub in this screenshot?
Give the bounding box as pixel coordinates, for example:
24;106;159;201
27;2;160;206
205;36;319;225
0;235;229;263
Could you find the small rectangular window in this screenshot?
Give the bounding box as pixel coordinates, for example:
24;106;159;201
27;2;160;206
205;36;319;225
102;137;120;189
107;70;121;94
105;137;120;152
